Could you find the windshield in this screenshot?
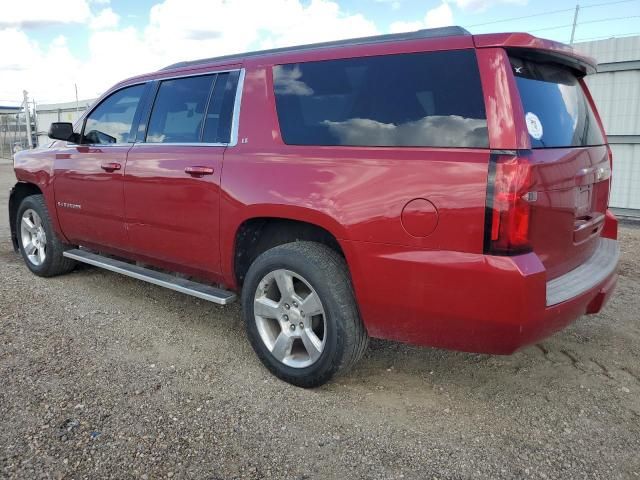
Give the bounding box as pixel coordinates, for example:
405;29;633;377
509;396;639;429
511;56;605;148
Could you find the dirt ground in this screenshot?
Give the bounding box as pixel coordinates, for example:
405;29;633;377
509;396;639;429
1;158;639;480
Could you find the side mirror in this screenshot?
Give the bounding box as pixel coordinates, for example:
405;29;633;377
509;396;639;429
48;122;77;142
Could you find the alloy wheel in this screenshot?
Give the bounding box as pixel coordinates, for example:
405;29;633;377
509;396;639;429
253;269;327;368
20;209;47;266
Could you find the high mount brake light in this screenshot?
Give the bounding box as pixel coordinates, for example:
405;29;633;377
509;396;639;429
484;154;533;255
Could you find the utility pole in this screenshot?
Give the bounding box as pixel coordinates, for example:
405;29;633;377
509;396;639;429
32;98;38;147
569;3;580;45
0;117;4;159
23;90;33;149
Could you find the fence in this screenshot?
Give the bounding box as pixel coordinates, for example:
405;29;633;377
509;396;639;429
0;111;35;159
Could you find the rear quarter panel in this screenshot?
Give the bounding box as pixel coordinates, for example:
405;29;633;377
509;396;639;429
220;55;491;290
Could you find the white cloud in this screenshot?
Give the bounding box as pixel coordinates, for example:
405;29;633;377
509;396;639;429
374;0;401;9
0;0;91;28
389;2;454;33
448;0;527;13
389;20;424;34
324;115;487;147
143;0;377;59
425;2;454;28
0;0;380;104
90;8;120;30
0;28;83;104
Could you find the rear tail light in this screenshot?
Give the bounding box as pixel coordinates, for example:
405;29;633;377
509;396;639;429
484;154;533;255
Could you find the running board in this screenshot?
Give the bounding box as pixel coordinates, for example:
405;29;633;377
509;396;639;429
63;249;236;305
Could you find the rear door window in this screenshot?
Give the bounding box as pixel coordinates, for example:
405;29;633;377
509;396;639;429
272;50;488;148
202;70;240;143
145;71;240;144
146;75;214;143
510;56;605;148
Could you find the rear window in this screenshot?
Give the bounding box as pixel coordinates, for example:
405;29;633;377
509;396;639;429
511;56;605;148
273;50;488;148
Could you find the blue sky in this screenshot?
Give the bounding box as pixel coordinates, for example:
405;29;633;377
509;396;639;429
1;0;639;104
26;0;640;58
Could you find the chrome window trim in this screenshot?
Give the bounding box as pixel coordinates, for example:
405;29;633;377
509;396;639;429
134;142;227;147
137;68;244;147
152;67;241;82
229;68;245;147
61;68;245;148
64;142;134;148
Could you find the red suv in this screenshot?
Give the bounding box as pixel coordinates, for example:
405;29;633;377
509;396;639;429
9;27;619;387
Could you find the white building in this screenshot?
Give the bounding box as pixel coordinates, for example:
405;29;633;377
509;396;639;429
576;35;640;216
36;99;95;147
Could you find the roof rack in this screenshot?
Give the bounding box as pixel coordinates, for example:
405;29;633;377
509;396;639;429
161;26;471;71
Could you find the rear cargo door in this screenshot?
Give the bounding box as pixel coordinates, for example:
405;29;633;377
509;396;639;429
510;55;610;279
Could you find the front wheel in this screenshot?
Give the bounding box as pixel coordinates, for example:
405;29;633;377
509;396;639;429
242;241;368;388
16;194;76;277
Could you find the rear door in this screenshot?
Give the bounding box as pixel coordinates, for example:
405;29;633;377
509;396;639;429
509;54;609;279
123;69;241;278
53;84;146;250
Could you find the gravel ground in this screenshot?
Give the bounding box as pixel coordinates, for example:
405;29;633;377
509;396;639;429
1;159;639;479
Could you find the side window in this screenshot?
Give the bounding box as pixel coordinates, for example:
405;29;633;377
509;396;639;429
202;70;240;143
272;50;488;148
146;75;214;143
83;84;145;144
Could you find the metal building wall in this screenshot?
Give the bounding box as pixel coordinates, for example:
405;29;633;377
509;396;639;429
576;36;640;213
35;99;95;147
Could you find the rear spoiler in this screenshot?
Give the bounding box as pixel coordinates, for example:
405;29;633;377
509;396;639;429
473;32;597;76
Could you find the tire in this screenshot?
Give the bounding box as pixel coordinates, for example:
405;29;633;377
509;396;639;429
242;241;368;387
16;194;76;277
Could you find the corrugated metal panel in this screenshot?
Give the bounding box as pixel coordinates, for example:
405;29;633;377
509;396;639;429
610;144;640;210
585;70;640;135
37;99;95;113
575;36;640;64
575;36;639;213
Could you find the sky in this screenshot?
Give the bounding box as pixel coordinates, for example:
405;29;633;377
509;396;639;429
0;0;638;105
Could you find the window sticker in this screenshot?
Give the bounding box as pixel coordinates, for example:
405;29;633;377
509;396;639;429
525;112;543;140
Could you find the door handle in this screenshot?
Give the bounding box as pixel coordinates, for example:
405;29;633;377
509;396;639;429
185;166;214;176
101;162;121;172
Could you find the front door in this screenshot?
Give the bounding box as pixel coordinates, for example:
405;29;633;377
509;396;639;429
123;70;240;278
53;83;146;250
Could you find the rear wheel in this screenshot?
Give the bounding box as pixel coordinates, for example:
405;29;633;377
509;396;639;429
16;194;76;277
242;241;368;387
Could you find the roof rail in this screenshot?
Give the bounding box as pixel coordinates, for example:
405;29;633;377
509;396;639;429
161;26;471;71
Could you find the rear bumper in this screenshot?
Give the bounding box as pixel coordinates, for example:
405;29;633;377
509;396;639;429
344;236;619;355
546;238;619;306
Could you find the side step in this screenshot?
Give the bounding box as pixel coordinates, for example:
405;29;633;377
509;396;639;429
63;249;236;305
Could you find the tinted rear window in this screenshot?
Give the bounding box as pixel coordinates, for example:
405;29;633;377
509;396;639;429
147;75;213;143
511;57;605;148
146;71;239;144
273;50;488;148
202;70;240;143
